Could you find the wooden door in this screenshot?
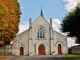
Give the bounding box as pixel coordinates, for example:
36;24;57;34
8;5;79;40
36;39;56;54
20;47;24;55
38;45;45;55
58;44;62;54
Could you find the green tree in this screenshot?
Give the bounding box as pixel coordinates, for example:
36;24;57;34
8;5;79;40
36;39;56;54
61;3;80;44
0;0;21;55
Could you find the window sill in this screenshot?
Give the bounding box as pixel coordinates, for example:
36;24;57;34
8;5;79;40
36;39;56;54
36;38;46;40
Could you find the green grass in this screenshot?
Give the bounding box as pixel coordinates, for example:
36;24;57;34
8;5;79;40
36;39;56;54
65;54;80;59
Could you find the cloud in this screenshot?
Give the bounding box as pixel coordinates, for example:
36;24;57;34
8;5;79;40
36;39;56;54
63;0;80;11
18;21;29;34
52;19;60;32
67;37;79;47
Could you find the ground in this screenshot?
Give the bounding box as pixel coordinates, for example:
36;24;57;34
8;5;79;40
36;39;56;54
0;55;79;60
11;55;78;60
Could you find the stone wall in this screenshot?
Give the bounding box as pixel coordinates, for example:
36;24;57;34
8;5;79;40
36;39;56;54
0;44;12;55
0;47;4;55
6;44;12;55
12;30;29;55
53;30;68;54
71;45;80;54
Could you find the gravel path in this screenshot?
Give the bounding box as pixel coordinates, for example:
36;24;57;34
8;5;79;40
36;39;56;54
11;55;77;60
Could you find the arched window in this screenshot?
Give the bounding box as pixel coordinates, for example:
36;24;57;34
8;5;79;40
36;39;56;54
37;28;44;38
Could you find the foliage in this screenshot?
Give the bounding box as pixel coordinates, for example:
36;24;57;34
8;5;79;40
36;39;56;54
61;3;80;44
0;0;21;45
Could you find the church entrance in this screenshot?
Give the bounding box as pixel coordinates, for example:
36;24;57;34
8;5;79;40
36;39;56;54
58;44;62;54
38;45;45;55
20;47;24;55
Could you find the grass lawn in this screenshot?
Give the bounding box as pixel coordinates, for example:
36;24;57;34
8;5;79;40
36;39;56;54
65;54;80;59
0;56;9;60
0;56;15;60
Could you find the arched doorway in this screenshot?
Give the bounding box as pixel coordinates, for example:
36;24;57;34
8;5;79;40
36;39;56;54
20;47;24;55
38;45;45;55
58;44;62;54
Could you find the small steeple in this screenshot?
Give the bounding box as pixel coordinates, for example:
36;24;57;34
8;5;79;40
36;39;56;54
40;7;44;17
50;18;52;27
29;17;32;28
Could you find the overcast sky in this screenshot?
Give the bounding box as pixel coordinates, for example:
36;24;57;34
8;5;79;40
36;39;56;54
18;0;80;47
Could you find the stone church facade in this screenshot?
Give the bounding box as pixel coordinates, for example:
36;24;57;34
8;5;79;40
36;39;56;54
12;10;68;56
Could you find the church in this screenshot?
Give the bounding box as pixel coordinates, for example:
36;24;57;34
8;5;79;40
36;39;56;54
12;9;68;56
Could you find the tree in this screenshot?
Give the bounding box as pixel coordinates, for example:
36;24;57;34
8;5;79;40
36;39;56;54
0;0;21;55
61;3;80;44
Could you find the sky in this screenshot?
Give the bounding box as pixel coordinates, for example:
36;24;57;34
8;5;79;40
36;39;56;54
18;0;80;47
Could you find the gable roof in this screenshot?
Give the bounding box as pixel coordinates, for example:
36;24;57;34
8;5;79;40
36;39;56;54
32;15;49;24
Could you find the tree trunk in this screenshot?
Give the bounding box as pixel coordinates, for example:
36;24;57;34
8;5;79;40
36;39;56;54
4;45;6;56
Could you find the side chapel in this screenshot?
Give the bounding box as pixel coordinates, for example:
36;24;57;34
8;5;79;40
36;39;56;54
12;9;68;55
